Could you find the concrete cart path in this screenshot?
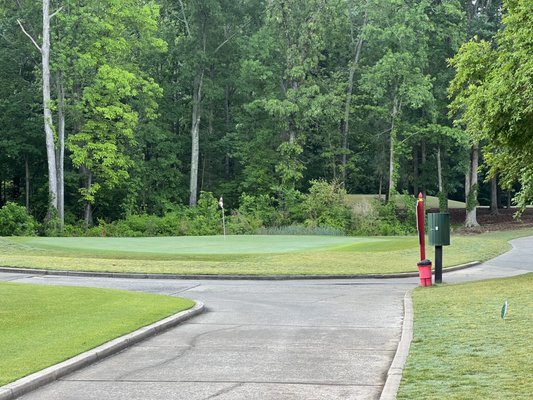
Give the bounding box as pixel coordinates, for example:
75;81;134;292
1;235;532;400
3;275;415;400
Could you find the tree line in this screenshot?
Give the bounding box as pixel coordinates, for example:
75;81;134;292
0;0;530;232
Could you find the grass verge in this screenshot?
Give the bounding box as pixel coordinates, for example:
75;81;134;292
398;273;533;399
0;282;194;386
1;229;532;275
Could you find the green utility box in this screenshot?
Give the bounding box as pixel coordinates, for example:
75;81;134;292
428;213;450;246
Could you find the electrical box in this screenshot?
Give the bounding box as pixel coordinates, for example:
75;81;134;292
428;213;450;246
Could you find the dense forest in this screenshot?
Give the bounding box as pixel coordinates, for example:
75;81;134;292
0;0;531;235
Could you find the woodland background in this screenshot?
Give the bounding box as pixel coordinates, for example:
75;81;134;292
0;0;531;235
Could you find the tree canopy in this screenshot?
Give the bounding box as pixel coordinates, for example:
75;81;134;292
1;0;529;230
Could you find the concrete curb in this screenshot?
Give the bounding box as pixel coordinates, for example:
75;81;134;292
0;301;204;400
0;261;480;281
379;290;414;400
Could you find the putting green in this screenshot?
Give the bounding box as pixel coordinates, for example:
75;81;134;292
7;235;396;255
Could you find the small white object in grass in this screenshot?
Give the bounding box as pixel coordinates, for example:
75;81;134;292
501;300;508;320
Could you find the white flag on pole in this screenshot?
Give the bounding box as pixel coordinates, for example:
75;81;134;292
219;196;224;209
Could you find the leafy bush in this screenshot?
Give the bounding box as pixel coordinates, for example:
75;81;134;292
302;180;350;231
349;194;417;236
228;193;280;234
0;202;37;236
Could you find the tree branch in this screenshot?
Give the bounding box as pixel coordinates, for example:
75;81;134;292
50;7;63;19
178;0;190;36
17;19;41;53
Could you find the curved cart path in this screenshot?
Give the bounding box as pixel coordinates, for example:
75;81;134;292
1;235;531;400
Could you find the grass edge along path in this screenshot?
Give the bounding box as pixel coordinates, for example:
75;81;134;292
0;282;195;386
1;229;533;276
397;273;533;399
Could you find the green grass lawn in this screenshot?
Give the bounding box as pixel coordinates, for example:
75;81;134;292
1;229;533;275
398;273;533;399
0;282;194;386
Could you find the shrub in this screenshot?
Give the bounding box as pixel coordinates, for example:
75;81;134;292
302;180;350;231
349;194;417;236
228;193;280;234
0;202;37;236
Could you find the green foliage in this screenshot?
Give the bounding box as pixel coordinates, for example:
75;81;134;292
0;202;36;236
228;193;279;234
302;179;350;230
350;194;417;236
449;0;533;210
84;192;222;237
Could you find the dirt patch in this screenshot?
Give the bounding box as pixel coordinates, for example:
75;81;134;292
427;207;533;233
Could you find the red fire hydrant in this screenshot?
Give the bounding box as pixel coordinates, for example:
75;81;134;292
416;193;432;287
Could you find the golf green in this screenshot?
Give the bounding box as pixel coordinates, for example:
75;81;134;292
8;235;393;255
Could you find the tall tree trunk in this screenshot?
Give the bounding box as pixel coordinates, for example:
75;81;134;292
82;167;93;227
340;9;367;185
465;144;480;227
437;146;448;212
189;68;204;206
56;72;65;228
490;174;499;215
25;155;30;213
387;96;399;202
413;147;418;196
42;0;58;216
224;85;231;176
24;154;30;214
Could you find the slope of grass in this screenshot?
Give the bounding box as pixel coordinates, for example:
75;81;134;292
398;274;533;399
0;282;194;386
1;229;532;275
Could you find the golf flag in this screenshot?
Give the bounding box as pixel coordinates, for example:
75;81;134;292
219;196;224;209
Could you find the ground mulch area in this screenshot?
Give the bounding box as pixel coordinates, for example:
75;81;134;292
427;207;533;233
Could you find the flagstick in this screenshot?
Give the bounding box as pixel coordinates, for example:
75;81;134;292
221;207;226;239
219;196;226;239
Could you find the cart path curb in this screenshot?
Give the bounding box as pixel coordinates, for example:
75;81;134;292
0;261;480;281
379;290;413;400
0;301;204;400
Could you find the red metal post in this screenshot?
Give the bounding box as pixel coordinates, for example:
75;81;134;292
416;192;426;261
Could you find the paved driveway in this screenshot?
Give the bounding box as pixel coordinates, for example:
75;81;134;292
3;235;532;400
1;274;416;400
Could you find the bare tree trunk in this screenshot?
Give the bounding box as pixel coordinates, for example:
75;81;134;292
465;144;480;227
437;146;448;212
189;68;204;206
490;174;499;215
82;167;93;227
387;96;399;202
437;146;443;194
42;0;58;216
413;147;418;195
56;72;65;228
224;85;231;176
25;155;30;213
340;9;367;185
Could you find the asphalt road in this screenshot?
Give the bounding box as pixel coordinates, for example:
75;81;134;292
2;274;416;400
2;235;532;400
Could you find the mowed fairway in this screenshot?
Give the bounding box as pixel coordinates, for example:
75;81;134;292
1;231;532;275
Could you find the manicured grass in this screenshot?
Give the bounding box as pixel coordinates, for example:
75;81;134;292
398;274;533;399
1;229;533;275
0;282;194;386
